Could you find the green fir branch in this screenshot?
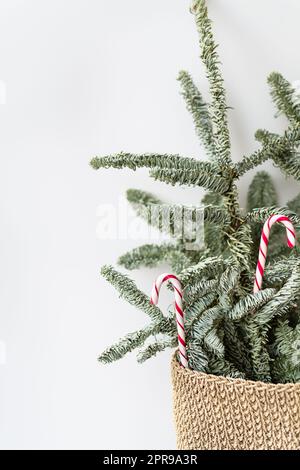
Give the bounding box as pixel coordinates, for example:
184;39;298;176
226;223;252;270
246;206;300;227
270;320;300;383
167;250;192;274
187;339;209;372
235;148;272;176
228;288;276;320
247;171;279;259
256;128;300;180
264;258;298;286
203;327;225;357
137;337;177;363
223;320;253;376
218;266;240;295
191;0;232;168
183;279;218;304
247;171;278;212
177;70;215;156
255;263;300;325
241;318;272;382
192;306;224;340
208;356;245;379
149;167;230;193
185;292;217;330
180;256;224;286
101;265;164;322
268;72;300;123
235;128;300;176
118;243;175;270
126;188;162;207
126;188;230;236
91;151;213;173
99;324;159;364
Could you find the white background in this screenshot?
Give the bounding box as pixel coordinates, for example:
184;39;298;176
0;0;299;450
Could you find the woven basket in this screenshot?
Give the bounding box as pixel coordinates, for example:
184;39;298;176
171;353;300;450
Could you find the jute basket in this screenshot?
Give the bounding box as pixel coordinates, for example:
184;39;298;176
171;353;300;450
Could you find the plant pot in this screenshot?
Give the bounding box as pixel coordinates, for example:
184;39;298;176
171;353;300;450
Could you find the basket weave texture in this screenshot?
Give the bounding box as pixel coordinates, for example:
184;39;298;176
171;353;300;450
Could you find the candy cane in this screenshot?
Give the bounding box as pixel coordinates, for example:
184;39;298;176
254;214;296;293
150;273;188;368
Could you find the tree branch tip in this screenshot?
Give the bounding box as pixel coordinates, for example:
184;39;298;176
97;355;108;364
254;129;266;140
177;70;188;80
100;264;113;278
267;71;280;83
90;157;100;169
189;0;203;15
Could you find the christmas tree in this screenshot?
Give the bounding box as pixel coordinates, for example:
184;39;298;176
91;0;300;383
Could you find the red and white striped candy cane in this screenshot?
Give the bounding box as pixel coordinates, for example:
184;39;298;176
253;214;296;293
150;273;188;368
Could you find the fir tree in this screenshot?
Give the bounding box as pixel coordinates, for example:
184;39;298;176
91;0;300;383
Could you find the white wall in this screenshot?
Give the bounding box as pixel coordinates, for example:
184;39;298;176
0;0;299;450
